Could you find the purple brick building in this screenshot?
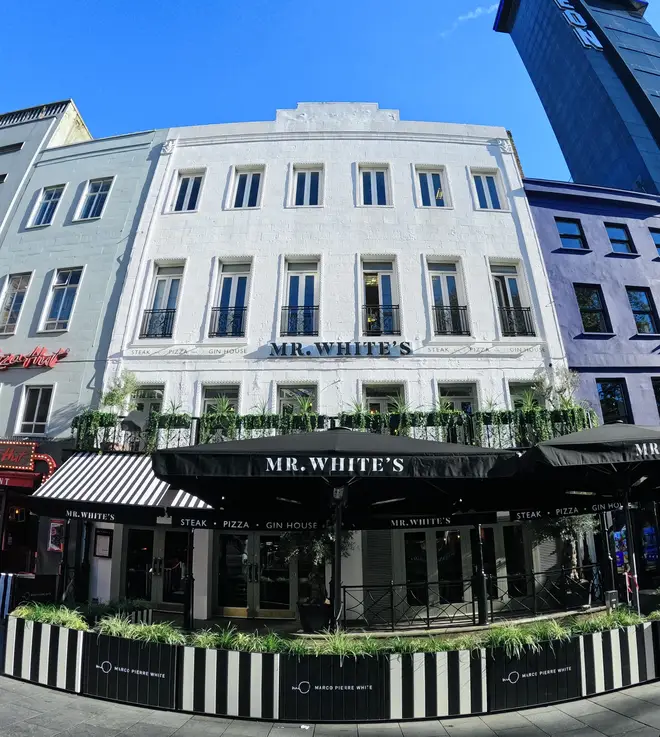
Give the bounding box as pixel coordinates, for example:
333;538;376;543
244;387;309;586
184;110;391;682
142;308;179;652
525;179;660;425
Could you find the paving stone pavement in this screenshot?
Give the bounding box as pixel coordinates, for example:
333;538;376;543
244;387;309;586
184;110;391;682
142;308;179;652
1;676;660;737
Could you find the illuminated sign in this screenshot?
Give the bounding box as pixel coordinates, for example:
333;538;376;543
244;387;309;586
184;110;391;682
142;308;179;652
553;0;603;50
0;441;36;470
0;346;68;371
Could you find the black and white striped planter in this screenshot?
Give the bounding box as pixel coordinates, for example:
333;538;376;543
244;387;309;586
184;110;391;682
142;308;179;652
3;619;660;722
4;617;84;693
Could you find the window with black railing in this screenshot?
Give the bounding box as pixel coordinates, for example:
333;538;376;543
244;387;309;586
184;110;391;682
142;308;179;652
433;306;469;335
209;306;247;337
140;309;176;338
498;307;535;337
363;305;400;335
280;305;319;336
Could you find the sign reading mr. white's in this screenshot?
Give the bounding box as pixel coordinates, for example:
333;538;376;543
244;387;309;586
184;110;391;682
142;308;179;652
266;456;405;474
269;341;412;358
553;0;603;50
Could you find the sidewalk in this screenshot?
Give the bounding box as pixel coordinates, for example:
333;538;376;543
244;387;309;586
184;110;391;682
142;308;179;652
1;675;660;737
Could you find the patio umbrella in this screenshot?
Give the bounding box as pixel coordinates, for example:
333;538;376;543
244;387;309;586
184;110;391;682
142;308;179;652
152;428;518;626
518;423;660;613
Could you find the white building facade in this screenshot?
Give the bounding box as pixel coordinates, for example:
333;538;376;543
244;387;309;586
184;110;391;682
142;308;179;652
97;103;570;621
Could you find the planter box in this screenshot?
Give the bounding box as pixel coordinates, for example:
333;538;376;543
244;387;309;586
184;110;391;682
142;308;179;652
83;633;178;708
3;617;84;693
487;640;581;711
389;650;487;719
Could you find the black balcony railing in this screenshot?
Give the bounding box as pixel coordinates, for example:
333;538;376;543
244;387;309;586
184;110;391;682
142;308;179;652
433;305;470;335
280;306;319;336
209;306;247;337
499;307;535;337
363;305;401;336
139;309;176;339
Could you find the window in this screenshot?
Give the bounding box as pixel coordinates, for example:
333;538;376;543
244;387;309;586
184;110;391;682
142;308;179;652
0;143;23;155
556;218;587;249
362;261;400;335
626;287;659;334
293;167;322;206
77;178;112;220
232;169;263;209
140;266;182;338
0;174;6;184
491;264;534;336
503;526;527;597
470;526;497;598
650;229;660;257
0;273;30;334
473;171;502;210
417;168;447;208
278;386;317;413
605;224;635;254
203;386;239;414
282;262;319;336
364;385;404;415
133;386;163;415
360;167;390;206
428;263;469;335
20;386;52;435
597;379;632;424
574;284;611;333
210;263;250;337
438;384;476;413
43;268;82;331
173;172;203;212
652;379;660;420
32;185;64;227
509;383;544;410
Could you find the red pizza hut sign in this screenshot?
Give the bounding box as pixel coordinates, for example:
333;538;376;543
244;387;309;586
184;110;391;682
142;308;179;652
0;346;69;371
0;442;36;471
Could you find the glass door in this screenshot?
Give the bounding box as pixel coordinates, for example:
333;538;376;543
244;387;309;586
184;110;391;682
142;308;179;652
216;533;296;618
125;529;154;601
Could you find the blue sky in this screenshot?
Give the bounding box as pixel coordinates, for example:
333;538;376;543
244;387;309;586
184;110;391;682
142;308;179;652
3;0;660;182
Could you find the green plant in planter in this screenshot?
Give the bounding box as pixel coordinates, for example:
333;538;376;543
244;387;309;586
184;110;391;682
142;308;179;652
200;397;238;442
12;603;89;631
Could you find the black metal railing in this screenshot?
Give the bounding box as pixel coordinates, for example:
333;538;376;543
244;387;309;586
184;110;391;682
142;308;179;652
280;306;319;336
209;306;247;337
363;305;401;336
499;307;535;337
433;306;470;335
340;564;604;630
140;309;176;339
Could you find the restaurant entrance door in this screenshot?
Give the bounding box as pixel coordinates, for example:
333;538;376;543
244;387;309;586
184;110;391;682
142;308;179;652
124;527;190;610
215;532;297;619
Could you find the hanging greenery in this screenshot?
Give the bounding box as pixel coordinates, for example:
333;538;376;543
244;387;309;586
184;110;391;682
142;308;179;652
71;411;119;450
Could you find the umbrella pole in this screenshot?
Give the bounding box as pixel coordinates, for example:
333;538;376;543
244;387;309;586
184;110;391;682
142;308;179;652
624;488;640;615
599;512;616;593
332;486;346;630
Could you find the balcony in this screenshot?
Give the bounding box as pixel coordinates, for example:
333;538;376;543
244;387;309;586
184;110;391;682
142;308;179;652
209;306;247;337
498;307;535;337
280;306;319;336
363;305;401;336
433;306;470;336
139;309;176;339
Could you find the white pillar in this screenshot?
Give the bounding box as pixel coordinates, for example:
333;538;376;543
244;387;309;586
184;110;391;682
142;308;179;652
193;529;213;621
109;524;125;600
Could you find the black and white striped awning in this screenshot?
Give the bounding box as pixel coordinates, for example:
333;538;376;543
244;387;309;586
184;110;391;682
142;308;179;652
33;452;211;510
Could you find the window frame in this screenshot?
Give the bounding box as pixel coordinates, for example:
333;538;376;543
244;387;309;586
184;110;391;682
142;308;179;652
40;266;84;332
573;283;612;334
650;229;660;258
29;184;66;228
358;165;392;207
652;378;660;421
471;169;505;211
415;166;451;209
625;286;660;334
170;170;205;213
17;385;54;436
508;382;546;410
211;262;251;338
75;177;114;221
363;384;405;414
437;383;477;413
596;378;633;424
555;218;588;250
277;385;318;414
230;167;265;210
202;385;240;415
605;223;636;255
290;165;324;208
0;272;31;335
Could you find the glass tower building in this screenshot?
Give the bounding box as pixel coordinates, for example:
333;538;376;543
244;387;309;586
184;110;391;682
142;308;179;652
495;0;660;194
